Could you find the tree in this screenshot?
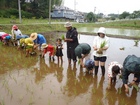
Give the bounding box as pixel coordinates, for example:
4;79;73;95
0;0;62;18
119;11;130;19
86;12;96;22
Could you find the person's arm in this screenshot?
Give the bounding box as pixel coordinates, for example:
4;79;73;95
65;30;78;42
122;70;130;93
11;29;15;39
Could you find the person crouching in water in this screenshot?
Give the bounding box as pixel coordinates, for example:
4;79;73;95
84;59;95;74
55;38;63;64
30;33;46;55
21;37;35;57
41;43;55;61
75;43;91;67
107;61;123;89
0;33;12;45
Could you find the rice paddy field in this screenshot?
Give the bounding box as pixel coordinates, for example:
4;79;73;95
0;33;140;105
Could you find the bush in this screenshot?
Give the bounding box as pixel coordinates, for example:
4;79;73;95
0;8;33;18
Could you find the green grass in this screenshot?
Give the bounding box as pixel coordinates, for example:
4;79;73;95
1;18;140;35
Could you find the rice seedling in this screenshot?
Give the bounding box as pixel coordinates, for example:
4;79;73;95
85;78;88;83
119;47;125;50
48;99;51;105
50;89;53;94
97;99;100;105
74;89;77;95
118;88;122;94
74;80;77;85
26;84;30;92
104;92;109;99
12;76;17;84
92;88;96;94
19;95;24;102
0;98;5;105
78;59;80;65
80;84;84;89
134;40;139;46
97;41;106;54
61;34;65;40
29;96;34;105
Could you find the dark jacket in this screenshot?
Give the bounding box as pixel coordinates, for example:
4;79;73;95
66;27;79;49
122;55;140;84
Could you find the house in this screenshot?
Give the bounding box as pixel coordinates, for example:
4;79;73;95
51;6;85;21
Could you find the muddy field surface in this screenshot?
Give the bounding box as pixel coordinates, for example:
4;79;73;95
0;32;140;105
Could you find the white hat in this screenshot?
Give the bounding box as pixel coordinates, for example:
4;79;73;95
97;27;106;35
64;22;72;27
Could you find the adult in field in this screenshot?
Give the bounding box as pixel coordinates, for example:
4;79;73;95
93;27;110;76
75;43;91;67
64;22;79;65
30;33;46;51
122;55;140;93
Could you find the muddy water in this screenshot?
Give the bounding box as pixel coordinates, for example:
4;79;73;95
0;34;140;105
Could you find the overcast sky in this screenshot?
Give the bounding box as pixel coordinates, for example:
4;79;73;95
64;0;140;14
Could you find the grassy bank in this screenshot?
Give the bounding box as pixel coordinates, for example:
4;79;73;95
0;18;140;37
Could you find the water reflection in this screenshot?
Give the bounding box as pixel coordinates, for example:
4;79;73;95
0;34;140;105
78;27;140;37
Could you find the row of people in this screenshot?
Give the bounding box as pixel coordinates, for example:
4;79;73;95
0;25;64;63
1;23;140;94
63;22;140;93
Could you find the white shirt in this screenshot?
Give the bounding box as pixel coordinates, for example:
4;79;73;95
93;36;110;57
108;61;123;78
11;29;22;39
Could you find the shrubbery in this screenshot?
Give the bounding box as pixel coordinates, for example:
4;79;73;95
0;8;33;18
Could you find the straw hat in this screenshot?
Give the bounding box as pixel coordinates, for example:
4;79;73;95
64;22;72;27
30;33;37;40
41;43;48;49
12;25;18;30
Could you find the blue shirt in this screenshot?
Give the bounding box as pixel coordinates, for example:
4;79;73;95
34;34;46;45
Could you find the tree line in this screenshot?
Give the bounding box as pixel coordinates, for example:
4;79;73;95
0;0;62;19
86;10;140;22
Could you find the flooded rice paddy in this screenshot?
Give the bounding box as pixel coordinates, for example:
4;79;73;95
0;33;140;105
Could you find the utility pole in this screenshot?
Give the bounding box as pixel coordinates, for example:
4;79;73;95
18;0;22;23
49;0;51;25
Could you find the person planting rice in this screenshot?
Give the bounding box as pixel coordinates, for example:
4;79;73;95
22;37;36;57
0;33;12;45
122;55;140;93
30;33;46;52
93;27;110;76
107;61;123;89
74;43;91;67
84;59;95;74
41;43;55;61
